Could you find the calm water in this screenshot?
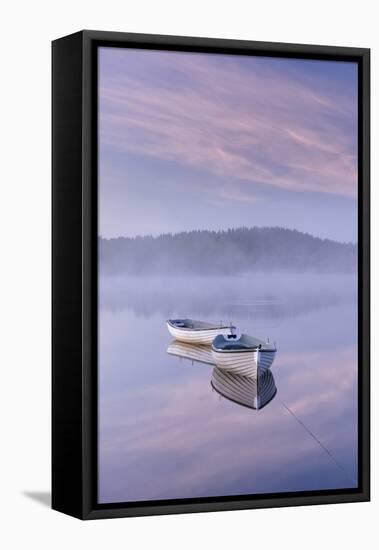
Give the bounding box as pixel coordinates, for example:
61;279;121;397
98;273;358;503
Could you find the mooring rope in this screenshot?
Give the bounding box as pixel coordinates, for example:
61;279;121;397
279;398;357;486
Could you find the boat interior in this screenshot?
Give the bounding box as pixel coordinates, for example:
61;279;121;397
212;333;276;352
168;319;233;331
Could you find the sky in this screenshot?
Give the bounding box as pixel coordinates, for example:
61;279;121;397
98;47;358;243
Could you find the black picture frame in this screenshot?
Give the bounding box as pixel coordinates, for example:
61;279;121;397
52;30;370;520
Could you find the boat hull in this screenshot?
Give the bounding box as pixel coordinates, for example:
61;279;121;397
211;348;276;378
166;322;232;345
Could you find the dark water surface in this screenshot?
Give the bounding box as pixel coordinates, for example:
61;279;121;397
98;273;358;503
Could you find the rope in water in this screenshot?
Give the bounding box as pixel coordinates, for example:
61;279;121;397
279;398;357;486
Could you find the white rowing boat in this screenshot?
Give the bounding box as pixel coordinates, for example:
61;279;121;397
211;333;277;378
211;367;277;410
166;318;235;345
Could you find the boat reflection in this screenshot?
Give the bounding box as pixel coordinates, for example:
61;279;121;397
211;367;277;410
167;340;215;365
167;341;277;410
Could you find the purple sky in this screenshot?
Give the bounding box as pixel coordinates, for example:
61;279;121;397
99;47;358;242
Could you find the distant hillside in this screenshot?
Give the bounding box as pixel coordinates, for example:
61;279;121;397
99;227;357;275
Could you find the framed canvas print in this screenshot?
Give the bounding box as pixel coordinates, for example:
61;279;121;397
52;30;370;519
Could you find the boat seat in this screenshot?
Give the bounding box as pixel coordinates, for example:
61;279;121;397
221;343;253;351
213;334;264;351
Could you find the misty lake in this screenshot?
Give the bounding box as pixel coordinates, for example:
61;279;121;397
98;273;358;503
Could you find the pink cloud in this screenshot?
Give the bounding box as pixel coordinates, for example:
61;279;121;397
99;51;357;199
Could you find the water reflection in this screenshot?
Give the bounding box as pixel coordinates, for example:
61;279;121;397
167;341;277;411
211;368;277;410
100;274;357;324
167;340;215;365
99;273;358;503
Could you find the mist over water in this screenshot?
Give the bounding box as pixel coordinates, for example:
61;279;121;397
98;271;358;503
99;227;357;276
100;272;356;324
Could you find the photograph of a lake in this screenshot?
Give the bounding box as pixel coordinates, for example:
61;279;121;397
97;46;359;504
98;270;358;503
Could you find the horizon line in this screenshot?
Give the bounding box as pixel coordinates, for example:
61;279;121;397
98;225;357;247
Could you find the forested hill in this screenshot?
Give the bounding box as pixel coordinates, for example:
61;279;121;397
99;227;357;275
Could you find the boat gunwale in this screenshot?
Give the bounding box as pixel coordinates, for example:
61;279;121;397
167;319;235;332
212;333;277;353
211;344;277;353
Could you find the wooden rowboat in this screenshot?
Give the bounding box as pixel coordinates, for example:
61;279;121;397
166;318;235;345
211;333;277;378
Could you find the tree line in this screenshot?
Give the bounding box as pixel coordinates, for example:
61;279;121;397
99;226;357;275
